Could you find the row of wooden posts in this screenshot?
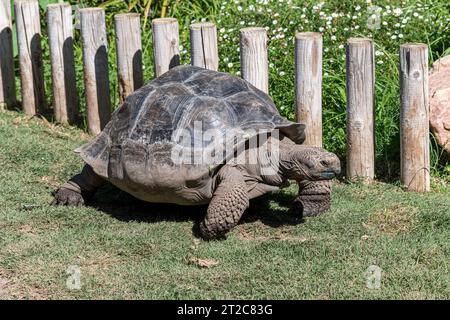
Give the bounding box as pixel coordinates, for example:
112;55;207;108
0;1;429;192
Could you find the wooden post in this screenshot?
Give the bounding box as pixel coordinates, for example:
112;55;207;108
400;43;429;192
0;0;16;109
240;27;269;93
47;3;78;124
80;8;111;135
190;22;218;71
152;18;180;77
14;0;46;115
114;13;143;103
295;32;323;147
345;38;375;180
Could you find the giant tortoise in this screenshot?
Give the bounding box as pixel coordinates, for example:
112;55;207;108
53;65;341;239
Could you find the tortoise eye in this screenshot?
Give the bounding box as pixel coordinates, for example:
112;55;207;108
320;160;329;167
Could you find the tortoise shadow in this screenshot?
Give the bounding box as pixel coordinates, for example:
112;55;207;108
89;183;304;235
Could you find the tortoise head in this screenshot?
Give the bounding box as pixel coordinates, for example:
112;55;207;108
280;145;341;181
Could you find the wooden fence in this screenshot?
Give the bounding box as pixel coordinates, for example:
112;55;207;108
0;1;430;192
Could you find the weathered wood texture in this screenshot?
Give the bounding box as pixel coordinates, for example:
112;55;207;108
152;18;180;77
114;13;143;103
80;8;111;135
400;43;430;192
240;27;269;93
0;0;16;109
345;38;375;180
15;0;46;115
190;22;219;71
47;3;78;124
295;32;323;147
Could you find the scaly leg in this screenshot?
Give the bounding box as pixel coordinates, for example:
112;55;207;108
52;165;105;206
200;166;249;239
291;180;331;217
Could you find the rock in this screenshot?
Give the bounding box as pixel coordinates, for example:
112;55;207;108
429;55;450;154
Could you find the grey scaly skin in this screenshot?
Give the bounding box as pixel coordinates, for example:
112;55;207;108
53;138;340;239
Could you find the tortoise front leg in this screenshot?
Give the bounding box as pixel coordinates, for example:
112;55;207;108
52;165;105;206
291;180;331;217
200;166;249;239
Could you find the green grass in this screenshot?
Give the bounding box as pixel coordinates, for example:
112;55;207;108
0;110;449;299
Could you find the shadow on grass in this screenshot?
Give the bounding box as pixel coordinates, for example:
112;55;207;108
89;183;304;237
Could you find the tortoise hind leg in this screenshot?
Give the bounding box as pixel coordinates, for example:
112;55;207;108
200;166;249;239
52;165;105;206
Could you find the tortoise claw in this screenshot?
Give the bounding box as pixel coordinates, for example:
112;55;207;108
52;187;85;206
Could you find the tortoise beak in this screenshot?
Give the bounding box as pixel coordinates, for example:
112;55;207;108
321;167;341;179
321;171;336;179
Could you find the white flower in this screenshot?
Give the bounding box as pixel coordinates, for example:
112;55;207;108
375;50;383;56
398;34;404;38
220;28;225;33
382;21;388;26
272;20;278;25
279;71;285;76
240;21;245;25
227;62;234;68
354;25;360;29
352;15;357;20
269;63;274;68
393;8;402;16
377;60;383;64
355;5;361;11
402;18;408;24
319;27;324;32
235;71;241;76
223;57;229;62
338;44;344;49
395;23;400;27
331;35;337;41
391;35;397;39
413;12;419;17
324;47;329;52
237;6;242;11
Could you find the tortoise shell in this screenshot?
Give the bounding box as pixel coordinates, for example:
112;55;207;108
76;65;305;180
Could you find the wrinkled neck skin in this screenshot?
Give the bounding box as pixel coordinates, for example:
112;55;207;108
256;137;302;187
278;139;310;181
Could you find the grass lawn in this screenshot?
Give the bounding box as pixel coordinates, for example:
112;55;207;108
0;110;448;300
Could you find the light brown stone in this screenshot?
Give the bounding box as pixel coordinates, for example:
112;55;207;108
429;55;450;153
